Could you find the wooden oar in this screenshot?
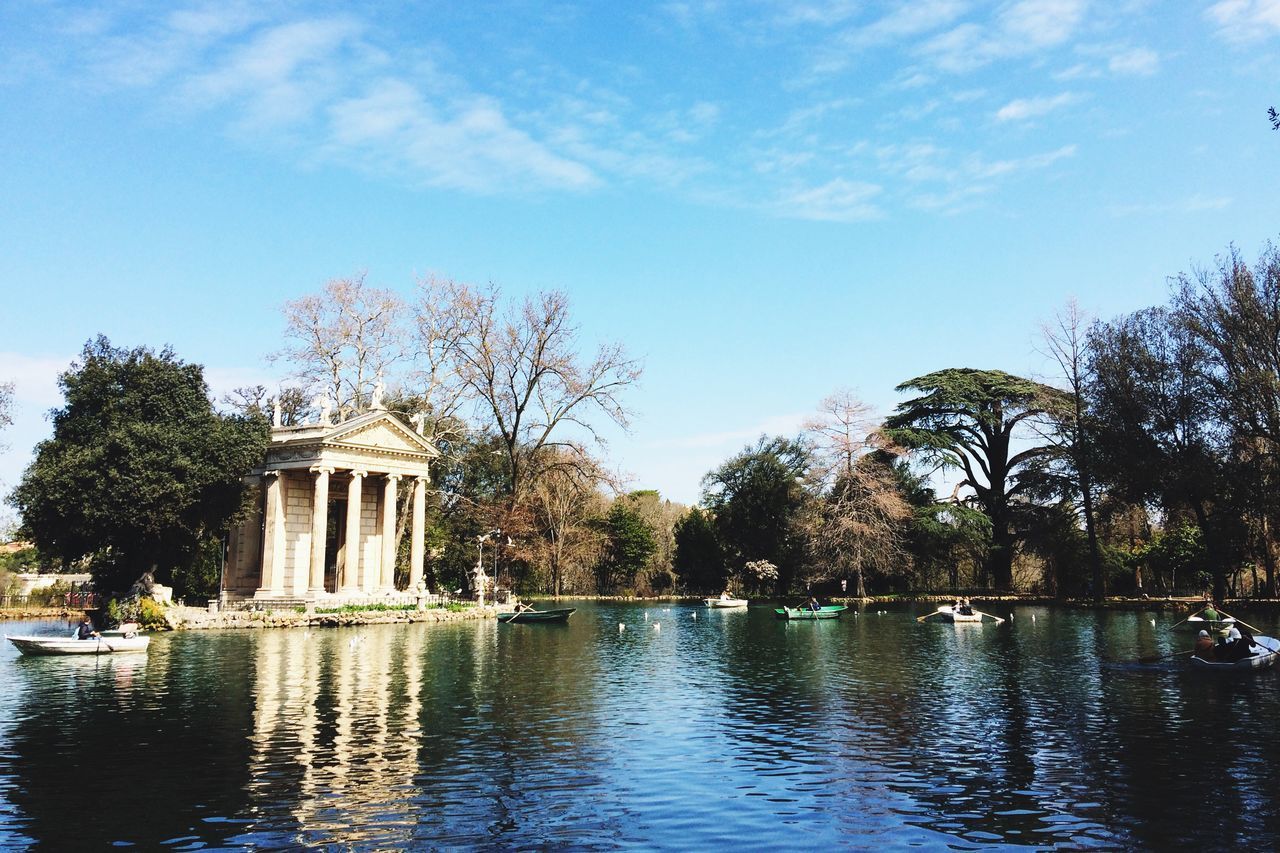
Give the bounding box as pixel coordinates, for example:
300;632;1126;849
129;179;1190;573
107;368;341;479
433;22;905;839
917;606;950;622
1140;648;1195;664
1170;606;1206;631
972;609;1006;624
1215;609;1262;634
94;635;116;654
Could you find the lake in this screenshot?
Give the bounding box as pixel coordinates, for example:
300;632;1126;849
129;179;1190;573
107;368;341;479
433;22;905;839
3;601;1280;849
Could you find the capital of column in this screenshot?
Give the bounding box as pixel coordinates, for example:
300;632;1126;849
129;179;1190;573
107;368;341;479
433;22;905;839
349;469;368;479
310;465;335;476
263;469;282;479
385;473;402;483
414;475;429;484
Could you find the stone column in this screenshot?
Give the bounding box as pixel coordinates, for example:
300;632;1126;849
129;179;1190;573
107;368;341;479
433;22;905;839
381;475;400;592
255;471;286;597
409;476;427;591
308;466;334;595
341;470;366;593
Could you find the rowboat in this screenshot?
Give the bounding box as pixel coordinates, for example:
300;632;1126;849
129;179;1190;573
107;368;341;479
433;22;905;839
920;605;982;624
703;597;748;608
497;608;575;624
6;634;151;656
1188;635;1280;671
1172;615;1237;632
775;605;847;620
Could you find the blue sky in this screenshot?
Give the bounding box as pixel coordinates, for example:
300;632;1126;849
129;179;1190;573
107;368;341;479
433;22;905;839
2;0;1279;513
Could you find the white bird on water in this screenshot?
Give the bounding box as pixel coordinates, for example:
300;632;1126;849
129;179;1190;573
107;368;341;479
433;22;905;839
619;623;626;632
653;623;661;632
692;612;697;620
644;612;649;621
1150;618;1157;626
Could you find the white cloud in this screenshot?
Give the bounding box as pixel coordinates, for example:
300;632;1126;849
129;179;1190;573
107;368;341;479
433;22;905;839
995;92;1079;121
327;79;599;193
774;178;884;222
1108;46;1159;75
1206;0;1280;42
921;0;1088;72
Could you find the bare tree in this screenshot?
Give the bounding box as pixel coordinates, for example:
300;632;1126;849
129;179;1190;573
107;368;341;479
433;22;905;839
0;380;12;453
446;285;642;503
276;274;406;421
805;389;876;483
804;389;910;597
532;453;611;596
1037;298;1105;601
407;276;480;444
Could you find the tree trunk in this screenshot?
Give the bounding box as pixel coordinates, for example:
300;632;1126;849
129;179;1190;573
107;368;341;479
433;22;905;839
1261;517;1278;598
990;524;1016;591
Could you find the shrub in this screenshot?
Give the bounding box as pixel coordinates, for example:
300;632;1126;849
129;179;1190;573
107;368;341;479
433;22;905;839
31;580;73;607
137;597;167;630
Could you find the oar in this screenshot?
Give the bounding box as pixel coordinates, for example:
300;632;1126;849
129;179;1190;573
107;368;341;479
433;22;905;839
1170;606;1206;631
972;609;1006;624
1215;609;1263;634
917;605;950;622
1140;648;1195;664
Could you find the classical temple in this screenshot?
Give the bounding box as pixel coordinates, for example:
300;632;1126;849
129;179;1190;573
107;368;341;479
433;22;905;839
222;408;440;605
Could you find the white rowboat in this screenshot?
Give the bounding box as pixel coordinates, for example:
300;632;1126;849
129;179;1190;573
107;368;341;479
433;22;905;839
6;635;151;656
704;598;748;608
920;605;983;624
1188;635;1280;671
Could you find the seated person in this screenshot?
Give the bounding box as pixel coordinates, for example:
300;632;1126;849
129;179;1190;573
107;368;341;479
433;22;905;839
807;596;821;612
959;598;974;616
76;617;98;640
1194;629;1216;660
1202;602;1220;623
1217;626;1251;662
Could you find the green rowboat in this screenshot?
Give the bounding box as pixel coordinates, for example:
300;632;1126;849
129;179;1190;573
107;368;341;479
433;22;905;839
497;607;575;624
775;605;847;620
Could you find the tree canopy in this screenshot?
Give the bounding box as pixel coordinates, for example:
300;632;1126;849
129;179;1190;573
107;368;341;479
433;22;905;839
700;436;810;591
885;368;1068;590
9;337;269;594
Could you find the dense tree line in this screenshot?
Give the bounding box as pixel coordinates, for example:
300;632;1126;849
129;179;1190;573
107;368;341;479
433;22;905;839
674;242;1280;600
13;243;1280;602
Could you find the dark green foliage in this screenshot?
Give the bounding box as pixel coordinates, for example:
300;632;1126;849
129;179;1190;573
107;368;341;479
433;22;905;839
673;507;727;592
885;368;1068;590
599;501;656;592
9;337;269;594
700;436;810;592
0;545;42;573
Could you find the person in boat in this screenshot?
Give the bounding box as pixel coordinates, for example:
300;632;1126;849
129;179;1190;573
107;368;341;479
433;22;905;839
76;616;98;640
720;590;732;601
951;598;963;613
807;596;821;612
1216;626;1251;662
1193;629;1216;661
958;598;974;616
1202;601;1220;623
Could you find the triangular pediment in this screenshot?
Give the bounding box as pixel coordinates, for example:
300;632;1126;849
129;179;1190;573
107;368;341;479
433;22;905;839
324;412;440;457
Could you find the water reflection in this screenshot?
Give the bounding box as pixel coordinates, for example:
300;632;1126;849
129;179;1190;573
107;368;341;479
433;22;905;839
6;606;1280;847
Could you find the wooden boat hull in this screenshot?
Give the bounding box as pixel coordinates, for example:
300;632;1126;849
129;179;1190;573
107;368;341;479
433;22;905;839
703;598;748;608
6;635;151;656
1174;616;1236;632
922;606;982;623
497;608;575;624
1188;635;1280;671
775;605;847;620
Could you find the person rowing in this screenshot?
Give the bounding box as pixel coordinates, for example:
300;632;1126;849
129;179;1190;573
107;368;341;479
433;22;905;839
75;615;99;640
